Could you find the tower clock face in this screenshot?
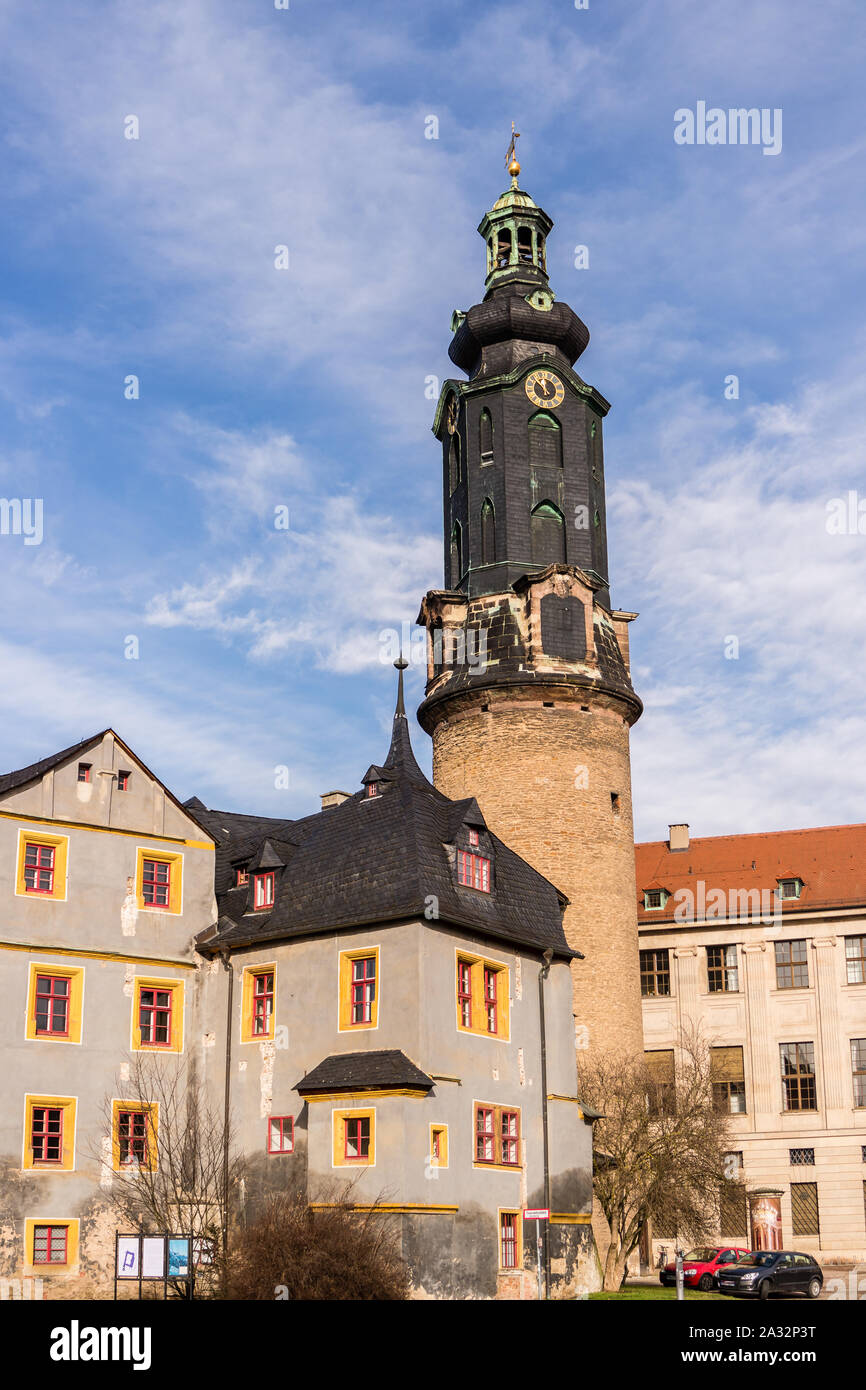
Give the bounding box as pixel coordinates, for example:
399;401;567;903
525;370;565;409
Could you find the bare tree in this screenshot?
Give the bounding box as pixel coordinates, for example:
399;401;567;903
93;1054;241;1296
580;1029;732;1290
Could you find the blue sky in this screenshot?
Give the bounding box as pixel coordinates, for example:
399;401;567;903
1;0;865;840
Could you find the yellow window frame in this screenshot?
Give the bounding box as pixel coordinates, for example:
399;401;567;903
111;1099;159;1172
338;946;380;1031
135;847;183;914
332;1107;376;1167
131;976;185;1053
430;1123;449;1168
240;963;277;1043
456;951;510;1039
16;830;69;902
25;963;84;1044
24;1217;80;1273
22;1094;77;1171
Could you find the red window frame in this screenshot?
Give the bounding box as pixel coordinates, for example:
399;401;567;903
253;872;274;910
468;828;479;847
77;763;91;783
34;974;70;1036
344;1115;371;1161
432;1128;442;1161
365;781;379;799
24;842;56;895
475;1106;495;1163
141;858;171;908
31;1106;64;1164
32;1224;68;1265
116;771;130;791
484;967;498;1034
139;986;172;1047
458;850;490;893
252;972;274;1036
267;1115;294;1154
500;1212;518;1269
500;1110;520;1166
351;956;376;1025
457;960;472;1028
235;868;249;886
117;1109;149;1167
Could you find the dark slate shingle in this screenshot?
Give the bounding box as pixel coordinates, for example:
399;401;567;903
295;1049;433;1095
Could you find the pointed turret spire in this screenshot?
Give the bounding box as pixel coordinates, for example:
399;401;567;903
394;653;408;717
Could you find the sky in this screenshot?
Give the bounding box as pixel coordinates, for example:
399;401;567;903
1;0;865;841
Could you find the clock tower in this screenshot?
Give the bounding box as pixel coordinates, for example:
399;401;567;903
417;146;645;1060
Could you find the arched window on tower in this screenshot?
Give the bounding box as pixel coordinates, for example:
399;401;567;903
479;409;493;464
531;501;566;568
495;228;512;269
538;236;547;271
450;521;463;587
448;434;461;493
517;226;533;264
487;237;494;274
481;499;495;566
528;411;563;470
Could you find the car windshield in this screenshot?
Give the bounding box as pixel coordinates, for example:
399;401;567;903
736;1252;777;1267
684;1249;718;1262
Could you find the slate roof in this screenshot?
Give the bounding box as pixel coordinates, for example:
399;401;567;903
194;675;575;961
636;822;866;922
294;1049;434;1095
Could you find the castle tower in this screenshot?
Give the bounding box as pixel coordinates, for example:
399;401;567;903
417;143;644;1058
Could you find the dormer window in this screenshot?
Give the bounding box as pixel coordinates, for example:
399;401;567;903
77;763;91;783
235;869;249;887
777;878;803;900
253;872;275;911
643;889;668;911
459;850;491;893
468;828;479;847
365;782;379;799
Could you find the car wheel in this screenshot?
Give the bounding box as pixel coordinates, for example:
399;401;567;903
759;1279;772;1300
807;1277;821;1299
699;1274;713;1291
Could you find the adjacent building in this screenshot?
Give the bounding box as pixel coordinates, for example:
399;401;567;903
636;821;866;1265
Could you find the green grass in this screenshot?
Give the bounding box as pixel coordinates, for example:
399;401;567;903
590;1284;728;1301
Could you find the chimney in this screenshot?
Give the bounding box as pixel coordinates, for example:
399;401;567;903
321;790;351;810
668;823;689;852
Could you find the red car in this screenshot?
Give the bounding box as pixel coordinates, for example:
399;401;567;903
659;1246;750;1291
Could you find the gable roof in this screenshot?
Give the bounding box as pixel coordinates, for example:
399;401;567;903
294;1049;434;1095
635;822;866;924
195;673;575;961
0;729;214;841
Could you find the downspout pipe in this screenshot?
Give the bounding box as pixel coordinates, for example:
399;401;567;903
220;948;233;1294
539;946;554;1298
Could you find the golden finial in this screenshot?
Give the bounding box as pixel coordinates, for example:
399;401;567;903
505;121;521;184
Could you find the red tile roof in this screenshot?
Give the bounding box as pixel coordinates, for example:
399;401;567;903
635;823;866;923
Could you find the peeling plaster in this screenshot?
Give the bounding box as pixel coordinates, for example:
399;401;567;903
518;1048;526;1087
122;964;135;996
202;1032;215;1049
99;1136;113;1191
120;877;138;937
259;1040;276;1118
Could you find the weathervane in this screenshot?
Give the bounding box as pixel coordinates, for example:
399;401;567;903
505;121;521;184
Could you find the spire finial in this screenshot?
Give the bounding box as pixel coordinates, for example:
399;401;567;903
394;653;408;717
505;121;521;186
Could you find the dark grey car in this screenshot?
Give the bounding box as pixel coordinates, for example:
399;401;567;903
716;1250;823;1299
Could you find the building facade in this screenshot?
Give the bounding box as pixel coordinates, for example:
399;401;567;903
636;821;866;1265
0;684;596;1299
0;730;215;1294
